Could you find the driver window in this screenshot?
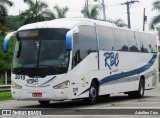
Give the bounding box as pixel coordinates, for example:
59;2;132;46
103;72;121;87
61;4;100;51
72;33;81;68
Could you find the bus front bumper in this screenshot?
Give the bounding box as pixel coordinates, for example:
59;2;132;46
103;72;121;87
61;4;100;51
11;88;70;101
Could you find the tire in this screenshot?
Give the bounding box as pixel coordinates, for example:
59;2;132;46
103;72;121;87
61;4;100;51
38;100;50;105
84;82;98;105
135;79;145;98
128;79;145;98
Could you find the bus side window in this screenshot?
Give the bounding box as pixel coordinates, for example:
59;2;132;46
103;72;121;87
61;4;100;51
150;34;157;53
78;26;97;59
98;26;114;51
72;33;81;68
138;33;149;53
146;34;152;53
113;28;128;51
127;31;139;52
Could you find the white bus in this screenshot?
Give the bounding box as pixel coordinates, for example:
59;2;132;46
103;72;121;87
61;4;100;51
3;18;158;105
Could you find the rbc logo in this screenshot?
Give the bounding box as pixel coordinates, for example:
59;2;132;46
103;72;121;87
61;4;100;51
104;52;119;70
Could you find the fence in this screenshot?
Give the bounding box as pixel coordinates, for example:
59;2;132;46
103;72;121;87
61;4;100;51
0;70;11;85
0;85;11;92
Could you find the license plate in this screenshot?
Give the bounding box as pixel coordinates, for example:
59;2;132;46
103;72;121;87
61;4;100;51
32;93;42;97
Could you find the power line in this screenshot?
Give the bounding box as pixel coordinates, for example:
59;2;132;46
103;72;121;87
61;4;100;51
121;0;139;29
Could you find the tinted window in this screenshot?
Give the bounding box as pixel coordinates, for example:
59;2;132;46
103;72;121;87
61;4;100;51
13;28;70;76
113;28;128;51
127;31;139;52
138;33;150;53
78;26;97;59
98;26;114;51
72;33;81;68
150;34;157;53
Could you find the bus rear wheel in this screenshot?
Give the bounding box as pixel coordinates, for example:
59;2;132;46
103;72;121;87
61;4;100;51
84;82;98;105
38;100;50;105
128;79;145;98
135;79;145;98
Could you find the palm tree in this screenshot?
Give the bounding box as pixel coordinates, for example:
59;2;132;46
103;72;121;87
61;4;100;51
20;0;55;25
0;0;14;25
81;5;100;20
53;5;69;18
107;18;127;27
150;0;160;29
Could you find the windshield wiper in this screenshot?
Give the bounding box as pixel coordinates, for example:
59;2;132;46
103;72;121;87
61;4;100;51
15;65;64;74
38;65;63;73
14;65;40;74
15;68;28;74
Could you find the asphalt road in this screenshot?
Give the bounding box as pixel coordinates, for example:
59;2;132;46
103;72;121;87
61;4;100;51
0;85;160;118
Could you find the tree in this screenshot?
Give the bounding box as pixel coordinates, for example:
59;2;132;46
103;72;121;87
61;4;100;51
81;5;100;20
0;36;15;84
53;5;69;18
20;0;55;25
6;15;22;31
0;36;14;70
0;0;14;25
107;18;127;27
0;25;8;36
150;0;160;29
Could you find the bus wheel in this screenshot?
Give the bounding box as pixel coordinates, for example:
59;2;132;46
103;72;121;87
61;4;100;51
38;100;50;105
135;79;145;98
128;79;145;98
84;82;98;105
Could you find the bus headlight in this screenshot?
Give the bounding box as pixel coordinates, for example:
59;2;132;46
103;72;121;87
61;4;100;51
53;80;70;89
11;81;22;89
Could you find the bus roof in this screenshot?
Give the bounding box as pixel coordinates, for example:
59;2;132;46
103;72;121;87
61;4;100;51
18;18;116;31
17;18;155;35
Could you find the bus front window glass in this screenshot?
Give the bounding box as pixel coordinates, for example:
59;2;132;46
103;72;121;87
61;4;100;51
12;28;70;76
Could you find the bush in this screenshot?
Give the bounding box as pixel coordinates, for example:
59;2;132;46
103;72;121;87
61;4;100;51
0;36;15;71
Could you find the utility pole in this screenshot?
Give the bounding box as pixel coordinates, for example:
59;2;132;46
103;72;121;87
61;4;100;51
102;0;106;21
143;8;147;31
84;0;89;18
85;0;107;21
121;0;139;29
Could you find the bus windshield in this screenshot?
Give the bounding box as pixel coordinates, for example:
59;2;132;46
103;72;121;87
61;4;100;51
13;28;70;77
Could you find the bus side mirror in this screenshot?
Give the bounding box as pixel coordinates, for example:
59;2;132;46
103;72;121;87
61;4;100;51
66;31;73;51
3;31;17;53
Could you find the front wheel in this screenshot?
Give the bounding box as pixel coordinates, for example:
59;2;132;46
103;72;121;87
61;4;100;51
84;82;98;105
38;100;50;105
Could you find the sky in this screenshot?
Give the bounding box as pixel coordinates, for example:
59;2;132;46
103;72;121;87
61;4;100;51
8;0;157;31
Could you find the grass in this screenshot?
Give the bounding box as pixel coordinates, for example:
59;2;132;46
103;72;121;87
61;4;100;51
0;80;3;85
0;91;12;101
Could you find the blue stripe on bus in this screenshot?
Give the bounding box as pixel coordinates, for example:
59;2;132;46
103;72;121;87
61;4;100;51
40;76;56;86
78;87;90;96
78;54;157;96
